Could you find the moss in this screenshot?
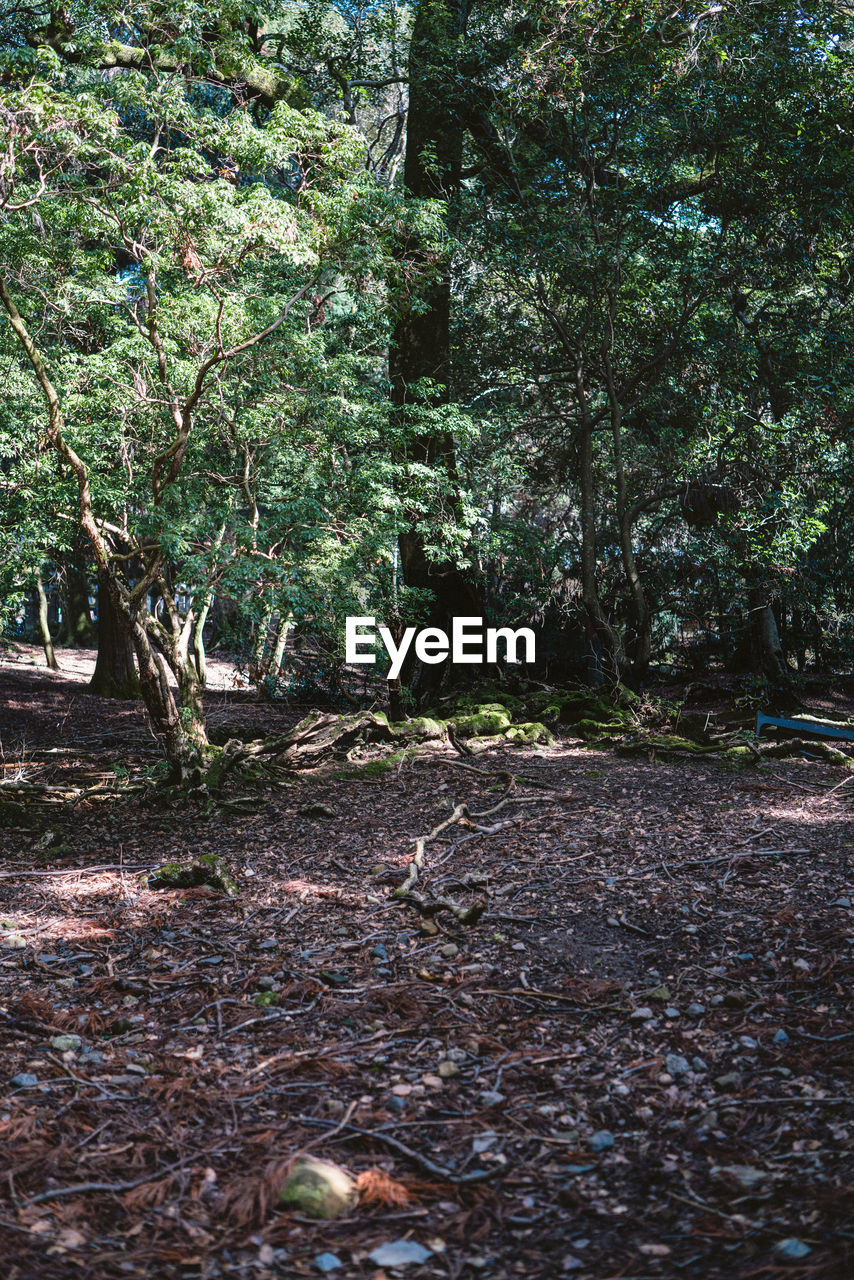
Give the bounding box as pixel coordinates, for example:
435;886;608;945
335;749;407;780
278;1157;356;1219
455;708;512;736
390;716;444;739
147;854;238;895
573;718;630;740
504;721;554;745
253;991;279;1008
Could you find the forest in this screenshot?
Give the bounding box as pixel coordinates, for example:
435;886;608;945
0;3;852;1279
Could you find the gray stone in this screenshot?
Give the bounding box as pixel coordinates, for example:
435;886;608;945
10;1073;38;1088
440;943;459;958
479;1090;505;1106
50;1034;81;1052
774;1239;811;1260
588;1129;615;1152
367;1240;433;1267
686;1002;705;1018
630;1007;654;1022
257;975;277;990
829;897;851;908
739;1035;759;1050
314;1254;342;1273
692;1057;708;1073
665;1053;691;1077
773;1028;790;1046
664;1007;681;1019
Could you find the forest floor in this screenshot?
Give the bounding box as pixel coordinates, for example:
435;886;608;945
0;648;852;1280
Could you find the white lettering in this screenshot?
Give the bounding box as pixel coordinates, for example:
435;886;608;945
486;626;536;664
378;625;417;680
415;627;449;664
453;616;484;663
346;616;376;664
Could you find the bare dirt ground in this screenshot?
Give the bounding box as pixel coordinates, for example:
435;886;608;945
1;650;852;1279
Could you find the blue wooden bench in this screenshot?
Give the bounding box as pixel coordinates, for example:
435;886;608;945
756;712;854;743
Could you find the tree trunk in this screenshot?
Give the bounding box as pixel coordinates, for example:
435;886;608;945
59;541;95;646
89;571;140;698
390;0;481;699
749;590;787;681
34;567;58;671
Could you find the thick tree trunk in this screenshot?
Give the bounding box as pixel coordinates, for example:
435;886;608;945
89;571;140;698
390;0;481;700
59;542;95;646
34;567;58;671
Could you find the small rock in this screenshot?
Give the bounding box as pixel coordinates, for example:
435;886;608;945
686;1002;706;1018
773;1028;790;1046
646;984;671;1002
419;920;439;937
440;943;459;958
472;1132;497;1154
391;1083;412;1096
684;924;698;934
479;1090;505;1106
692;1056;708;1072
373;944;389;961
715;1072;741;1089
665;1053;691;1077
716;1164;767;1190
50;1035;81;1053
588;1129;615;1152
422;1073;444;1089
387;1095;406;1113
2;934;27;950
10;1073;38;1088
257;975;277;990
313;1254;343;1273
793;958;810;971
739;1035;758;1050
829;897;851;908
562;1257;584;1271
775;1238;811;1260
630;1007;655;1022
278;1157;356;1219
367;1239;433;1267
438;1060;460;1079
298;803;337;818
664;1007;681;1019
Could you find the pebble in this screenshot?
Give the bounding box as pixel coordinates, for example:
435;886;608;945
774;1238;811;1260
588;1129;615;1152
630;1007;654;1022
684;924;698;934
10;1073;38;1088
50;1035;81;1053
715;1072;741;1089
372;944;389;961
664;1007;681;1019
440;943;459;958
692;1056;708;1072
829;897;851;908
387;1095;406;1113
686;1002;706;1018
368;1240;433;1267
437;1060;460;1079
773;1028;790;1046
665;1053;691;1077
479;1090;505;1106
793;958;811;971
314;1254;342;1273
739;1036;758;1050
257;975;277;990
